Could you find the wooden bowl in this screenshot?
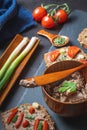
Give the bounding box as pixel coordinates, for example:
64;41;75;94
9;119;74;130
42;60;87;117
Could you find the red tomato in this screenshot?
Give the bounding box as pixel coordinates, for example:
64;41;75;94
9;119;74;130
79;59;87;64
68;46;80;58
49;50;60;62
6;108;18;124
32;6;47;22
15;113;24;128
43;120;49;130
34;118;40;130
41;15;55;29
22;120;29;128
54;9;68;24
29;107;35;114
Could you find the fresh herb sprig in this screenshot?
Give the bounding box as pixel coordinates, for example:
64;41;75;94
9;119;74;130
58;81;77;93
25;115;35;120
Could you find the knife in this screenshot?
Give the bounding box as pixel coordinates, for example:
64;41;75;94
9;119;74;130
19;63;87;88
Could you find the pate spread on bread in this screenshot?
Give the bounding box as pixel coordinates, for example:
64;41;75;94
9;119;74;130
44;46;87;67
1;102;55;130
78;28;87;49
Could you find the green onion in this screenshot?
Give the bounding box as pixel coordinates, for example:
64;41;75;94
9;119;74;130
0;37;39;91
0;37;29;80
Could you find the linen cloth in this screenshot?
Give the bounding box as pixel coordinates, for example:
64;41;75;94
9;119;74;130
0;0;36;46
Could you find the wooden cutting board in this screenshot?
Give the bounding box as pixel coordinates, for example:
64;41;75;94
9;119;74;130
0;34;40;106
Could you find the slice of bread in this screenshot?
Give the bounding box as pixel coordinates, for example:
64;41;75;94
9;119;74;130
1;102;55;130
44;46;87;67
78;28;87;49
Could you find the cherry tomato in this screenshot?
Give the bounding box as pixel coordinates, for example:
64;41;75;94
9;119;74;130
22;120;29;128
49;50;60;62
32;6;47;22
68;46;80;58
29;107;35;114
41;15;55;29
54;9;68;24
79;59;87;64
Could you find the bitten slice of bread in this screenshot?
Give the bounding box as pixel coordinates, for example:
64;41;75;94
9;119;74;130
1;102;55;130
78;28;87;49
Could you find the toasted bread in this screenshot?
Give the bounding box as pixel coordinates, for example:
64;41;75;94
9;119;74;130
1;102;55;130
44;46;87;67
78;28;87;49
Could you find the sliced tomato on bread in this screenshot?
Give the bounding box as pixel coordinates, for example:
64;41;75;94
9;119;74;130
79;59;87;64
68;46;80;58
49;49;60;62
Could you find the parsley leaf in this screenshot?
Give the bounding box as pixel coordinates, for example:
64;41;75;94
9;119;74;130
58;81;77;93
53;37;66;45
25;115;35;120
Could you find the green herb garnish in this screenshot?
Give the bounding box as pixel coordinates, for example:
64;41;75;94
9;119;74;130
38;121;43;130
53;37;66;45
58;81;77;93
25;115;35;120
12;115;18;123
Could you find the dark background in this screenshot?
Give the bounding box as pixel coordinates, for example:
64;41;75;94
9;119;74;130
0;0;87;130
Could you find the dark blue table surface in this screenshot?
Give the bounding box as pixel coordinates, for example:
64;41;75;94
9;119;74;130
0;0;87;130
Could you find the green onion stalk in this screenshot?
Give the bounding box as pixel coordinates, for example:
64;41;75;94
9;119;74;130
0;37;29;80
0;37;39;91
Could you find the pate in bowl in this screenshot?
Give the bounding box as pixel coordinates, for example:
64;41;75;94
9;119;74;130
42;60;87;117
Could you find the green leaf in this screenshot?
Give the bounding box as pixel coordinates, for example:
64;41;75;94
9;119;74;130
11;115;18;123
58;81;77;93
25;115;35;120
38;121;43;130
53;37;66;45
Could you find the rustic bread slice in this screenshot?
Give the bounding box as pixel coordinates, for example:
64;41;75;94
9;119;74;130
78;28;87;49
1;102;55;130
44;46;87;67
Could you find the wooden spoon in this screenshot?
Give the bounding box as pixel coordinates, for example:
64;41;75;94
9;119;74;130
19;63;87;88
37;30;70;47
